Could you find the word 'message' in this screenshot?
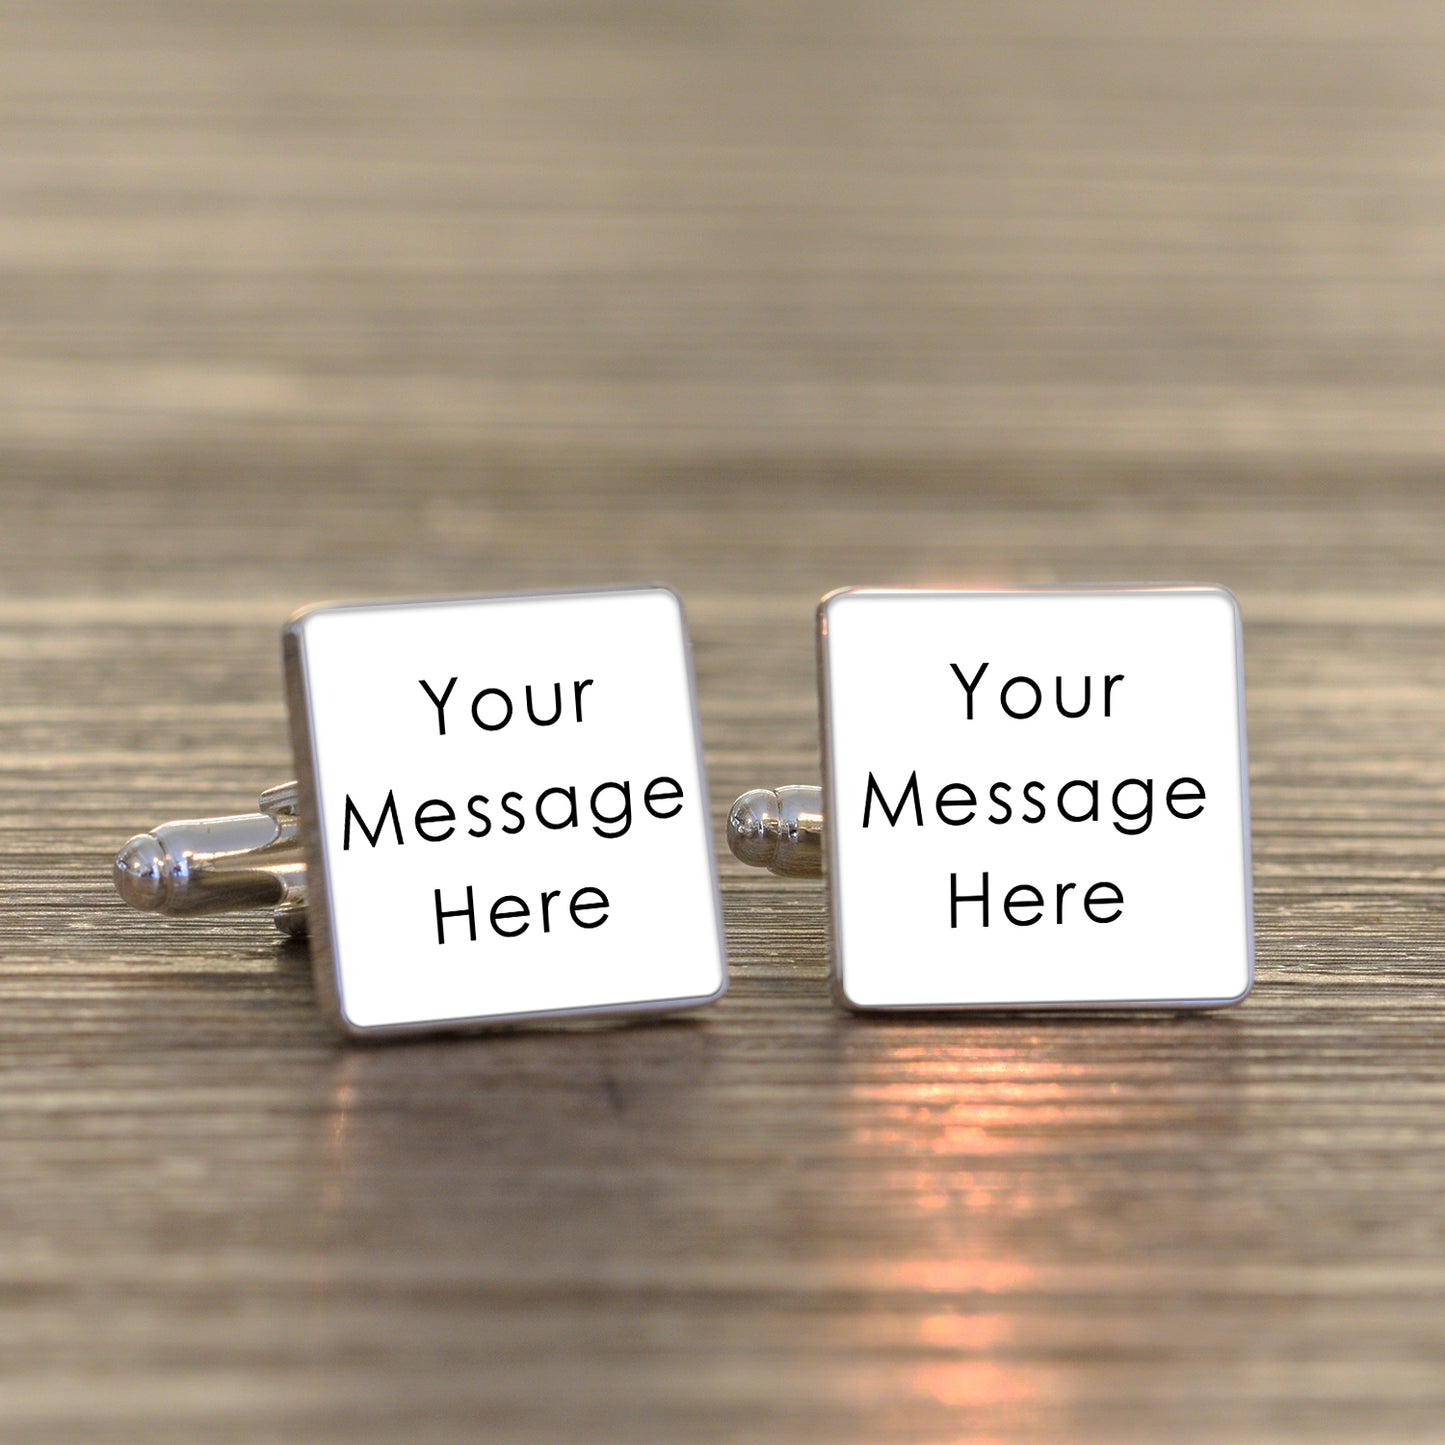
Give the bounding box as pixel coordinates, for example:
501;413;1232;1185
342;776;686;850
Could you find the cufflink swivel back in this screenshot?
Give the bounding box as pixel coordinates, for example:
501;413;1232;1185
113;588;729;1038
727;786;824;879
116;782;310;937
727;585;1255;1012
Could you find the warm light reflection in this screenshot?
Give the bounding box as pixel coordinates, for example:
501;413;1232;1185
883;1259;1037;1295
912;1360;1037;1408
844;1026;1238;1429
320;1072;356;1213
850;1047;1131;1163
917;1313;1011;1351
846;1036;1084;1426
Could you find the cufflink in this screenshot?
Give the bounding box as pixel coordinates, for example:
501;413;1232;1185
729;585;1253;1011
115;587;728;1037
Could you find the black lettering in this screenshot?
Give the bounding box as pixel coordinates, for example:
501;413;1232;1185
471;687;513;731
591;780;633;838
573;678;594;721
1084;881;1124;923
1003;883;1044;926
643;776;684;820
414;798;456;842
1111;778;1153;835
537;785;579;830
948;661;989;719
1104;674;1124;715
1054;881;1077;922
419;677;458;735
539;888;560;931
1058;779;1099;823
434;885;476;944
935;782;976;826
950;870;989;928
489;894;530;937
988;780;1013;824
500;791;525;835
1000;676;1042;719
1022;780;1046;822
570;886;610;929
524;681;564;726
343;790;403;850
863;770;923;828
1055;675;1091;719
1166;777;1206;820
466;794;491;838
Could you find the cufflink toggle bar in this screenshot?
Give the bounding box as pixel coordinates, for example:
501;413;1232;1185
110;587;729;1037
726;785;825;879
113;782;309;937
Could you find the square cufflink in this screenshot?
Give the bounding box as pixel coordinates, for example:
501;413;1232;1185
729;585;1253;1011
115;587;728;1037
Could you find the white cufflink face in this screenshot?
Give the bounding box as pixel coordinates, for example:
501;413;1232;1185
818;586;1253;1010
285;587;727;1035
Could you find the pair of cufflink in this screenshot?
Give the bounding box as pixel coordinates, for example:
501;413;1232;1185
114;583;1253;1038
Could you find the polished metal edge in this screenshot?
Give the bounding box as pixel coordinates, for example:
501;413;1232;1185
816;582;1255;1013
283;584;728;1040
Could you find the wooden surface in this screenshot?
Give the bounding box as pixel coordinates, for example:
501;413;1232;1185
3;2;1445;1440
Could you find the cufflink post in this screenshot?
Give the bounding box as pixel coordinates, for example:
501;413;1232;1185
113;782;309;937
726;785;825;878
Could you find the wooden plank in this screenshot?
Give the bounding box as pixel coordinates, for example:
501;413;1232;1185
0;2;1442;1439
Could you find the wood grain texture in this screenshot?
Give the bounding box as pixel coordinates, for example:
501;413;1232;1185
2;2;1444;1440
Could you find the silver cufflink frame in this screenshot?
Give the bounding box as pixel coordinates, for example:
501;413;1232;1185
729;584;1255;1013
116;586;729;1038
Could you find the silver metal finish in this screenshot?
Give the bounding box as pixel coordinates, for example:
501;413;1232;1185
111;585;727;1039
813;583;1255;1011
282;585;729;1037
113;782;309;936
727;785;825;878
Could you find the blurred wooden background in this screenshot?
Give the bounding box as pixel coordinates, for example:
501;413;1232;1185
2;1;1444;1440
